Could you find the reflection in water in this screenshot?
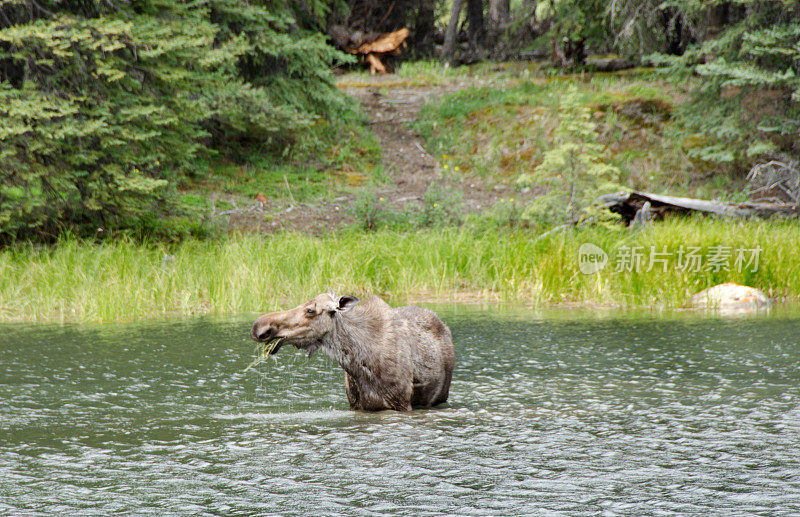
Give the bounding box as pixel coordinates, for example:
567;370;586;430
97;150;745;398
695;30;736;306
1;308;800;514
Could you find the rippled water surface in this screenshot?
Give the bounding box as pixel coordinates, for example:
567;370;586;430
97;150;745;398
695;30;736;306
2;307;800;515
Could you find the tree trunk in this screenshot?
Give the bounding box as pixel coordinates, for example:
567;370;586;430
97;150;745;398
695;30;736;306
702;2;747;41
554;36;585;69
442;0;464;65
467;0;485;49
489;0;509;31
487;0;509;52
412;0;436;56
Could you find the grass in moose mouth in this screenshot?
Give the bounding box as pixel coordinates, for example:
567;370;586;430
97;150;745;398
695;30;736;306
244;337;284;372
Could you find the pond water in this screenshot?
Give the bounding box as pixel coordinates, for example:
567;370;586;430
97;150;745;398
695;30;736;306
2;307;800;515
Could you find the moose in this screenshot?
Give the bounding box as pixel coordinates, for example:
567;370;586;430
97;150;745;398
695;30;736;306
250;294;455;411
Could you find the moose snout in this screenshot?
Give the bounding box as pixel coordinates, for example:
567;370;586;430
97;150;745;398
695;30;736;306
250;321;275;342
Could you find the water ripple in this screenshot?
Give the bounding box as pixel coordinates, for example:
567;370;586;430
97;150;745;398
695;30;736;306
1;311;800;515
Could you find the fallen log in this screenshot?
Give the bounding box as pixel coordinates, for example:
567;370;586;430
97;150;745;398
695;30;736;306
598;191;800;225
354;27;409;54
585;56;636;72
365;53;386;74
342;27;410;75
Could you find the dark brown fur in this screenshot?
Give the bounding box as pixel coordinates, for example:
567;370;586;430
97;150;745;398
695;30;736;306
250;294;455;411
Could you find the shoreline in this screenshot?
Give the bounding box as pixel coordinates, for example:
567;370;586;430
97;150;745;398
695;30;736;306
2;220;798;323
0;297;794;325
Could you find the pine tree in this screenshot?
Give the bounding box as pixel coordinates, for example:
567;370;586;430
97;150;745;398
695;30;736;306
649;1;800;168
516;85;622;225
0;0;350;242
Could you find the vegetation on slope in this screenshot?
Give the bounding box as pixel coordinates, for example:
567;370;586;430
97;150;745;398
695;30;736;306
2;1;800;320
0;0;355;243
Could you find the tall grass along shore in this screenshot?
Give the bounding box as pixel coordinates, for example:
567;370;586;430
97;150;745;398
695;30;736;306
1;218;798;323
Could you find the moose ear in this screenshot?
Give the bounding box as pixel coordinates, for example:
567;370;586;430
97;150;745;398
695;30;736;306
337;295;360;312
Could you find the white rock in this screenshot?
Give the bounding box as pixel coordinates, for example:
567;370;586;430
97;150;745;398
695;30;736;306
691;282;770;311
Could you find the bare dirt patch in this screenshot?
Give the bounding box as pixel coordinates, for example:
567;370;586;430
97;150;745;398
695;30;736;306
343;77;518;214
222;75;515;234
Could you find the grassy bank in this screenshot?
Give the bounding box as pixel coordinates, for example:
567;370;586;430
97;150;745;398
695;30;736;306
1;218;798;322
411;69;746;202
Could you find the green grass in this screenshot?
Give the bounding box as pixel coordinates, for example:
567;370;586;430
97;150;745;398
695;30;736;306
179;109;383;205
411;71;745;199
337;60;473;88
2;218;798;322
191;161;330;201
5;65;797;322
337;60;548;88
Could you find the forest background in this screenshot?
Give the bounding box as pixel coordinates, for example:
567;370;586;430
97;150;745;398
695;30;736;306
1;0;799;320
